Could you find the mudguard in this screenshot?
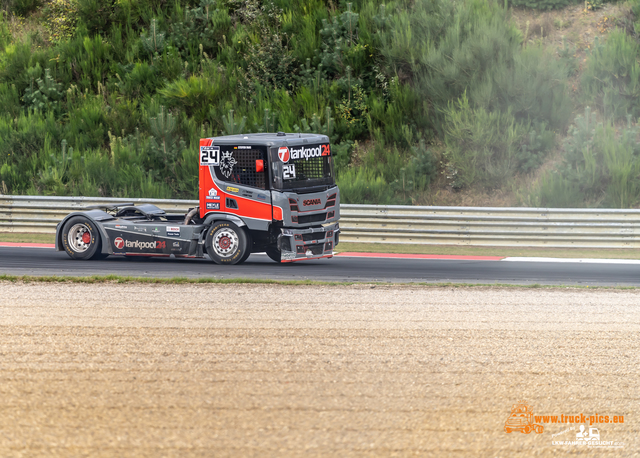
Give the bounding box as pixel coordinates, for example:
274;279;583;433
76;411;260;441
202;212;246;228
55;210;114;254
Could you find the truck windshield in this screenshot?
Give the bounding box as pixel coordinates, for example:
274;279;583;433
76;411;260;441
271;143;335;191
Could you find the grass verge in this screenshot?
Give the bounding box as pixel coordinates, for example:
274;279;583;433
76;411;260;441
0;274;636;290
0;233;55;243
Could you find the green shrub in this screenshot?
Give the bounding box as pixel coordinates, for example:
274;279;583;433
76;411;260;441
509;0;577;10
528;107;640;208
11;0;41;16
23;67;64;112
390;139;438;202
43;0;79;42
336;166;394;204
160;73;226;122
581;31;640;120
75;0;114;35
443;94;530;189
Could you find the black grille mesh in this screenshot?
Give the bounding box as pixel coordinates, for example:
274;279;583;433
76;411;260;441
302;232;325;242
222;149;266;190
290;156;329;181
298;213;326;224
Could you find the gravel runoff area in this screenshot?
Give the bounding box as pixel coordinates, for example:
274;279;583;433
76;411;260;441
0;282;638;457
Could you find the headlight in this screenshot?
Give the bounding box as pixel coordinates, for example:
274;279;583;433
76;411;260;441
282;229;294;236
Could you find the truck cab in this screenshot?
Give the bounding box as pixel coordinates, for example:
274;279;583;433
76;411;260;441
198;132;340;263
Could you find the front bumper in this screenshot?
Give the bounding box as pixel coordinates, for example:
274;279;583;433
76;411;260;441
278;222;339;262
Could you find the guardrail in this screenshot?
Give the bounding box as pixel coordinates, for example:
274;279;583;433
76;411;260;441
3;195;640;248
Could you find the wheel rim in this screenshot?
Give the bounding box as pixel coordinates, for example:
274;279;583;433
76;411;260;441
212;227;239;257
67;223;92;253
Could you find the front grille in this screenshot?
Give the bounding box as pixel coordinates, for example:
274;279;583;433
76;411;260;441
297;213;326;224
302;232;325;242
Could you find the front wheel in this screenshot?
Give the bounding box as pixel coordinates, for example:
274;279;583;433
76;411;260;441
61;216;102;260
205;221;251;265
265;246;282;263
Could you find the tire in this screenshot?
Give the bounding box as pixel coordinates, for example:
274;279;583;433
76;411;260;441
61;216;101;260
504;427;512;433
205;221;250;265
524;425;532;434
534;425;543;434
238;231;253;264
265;246;282;263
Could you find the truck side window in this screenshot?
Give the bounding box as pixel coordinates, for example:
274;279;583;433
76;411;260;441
215;148;267;190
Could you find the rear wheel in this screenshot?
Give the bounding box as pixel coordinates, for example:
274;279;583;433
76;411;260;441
205;221;250;265
61;216;102;260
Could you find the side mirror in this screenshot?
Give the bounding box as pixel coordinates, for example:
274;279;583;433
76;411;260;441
256;159;264;172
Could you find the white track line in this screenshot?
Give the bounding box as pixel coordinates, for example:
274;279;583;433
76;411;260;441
502;257;640;265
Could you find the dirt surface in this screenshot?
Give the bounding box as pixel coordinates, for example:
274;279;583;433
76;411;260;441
0;282;638;457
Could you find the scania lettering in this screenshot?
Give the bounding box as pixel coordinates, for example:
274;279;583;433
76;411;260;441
56;132;340;265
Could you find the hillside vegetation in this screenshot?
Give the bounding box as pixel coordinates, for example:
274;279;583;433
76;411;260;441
0;0;639;207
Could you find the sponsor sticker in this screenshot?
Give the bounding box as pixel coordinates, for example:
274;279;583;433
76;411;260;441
206;188;220;200
236;145;251;149
123;239;165;249
114;237;124;250
289;144;330;161
257;194;267;200
206;202;220;210
115;225;127;229
278;146;290;163
167;226;180;237
200;145;220;166
226;186;239;193
133;226;147;232
173;242;180;247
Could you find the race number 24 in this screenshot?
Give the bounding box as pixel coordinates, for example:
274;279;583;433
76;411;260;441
283;164;296;179
200;146;220;166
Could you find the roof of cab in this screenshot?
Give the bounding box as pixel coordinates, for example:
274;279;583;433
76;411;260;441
205;132;329;146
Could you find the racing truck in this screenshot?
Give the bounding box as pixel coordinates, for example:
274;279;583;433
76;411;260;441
55;132;340;264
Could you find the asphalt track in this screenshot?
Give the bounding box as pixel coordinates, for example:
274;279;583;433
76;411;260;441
1;246;640;286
